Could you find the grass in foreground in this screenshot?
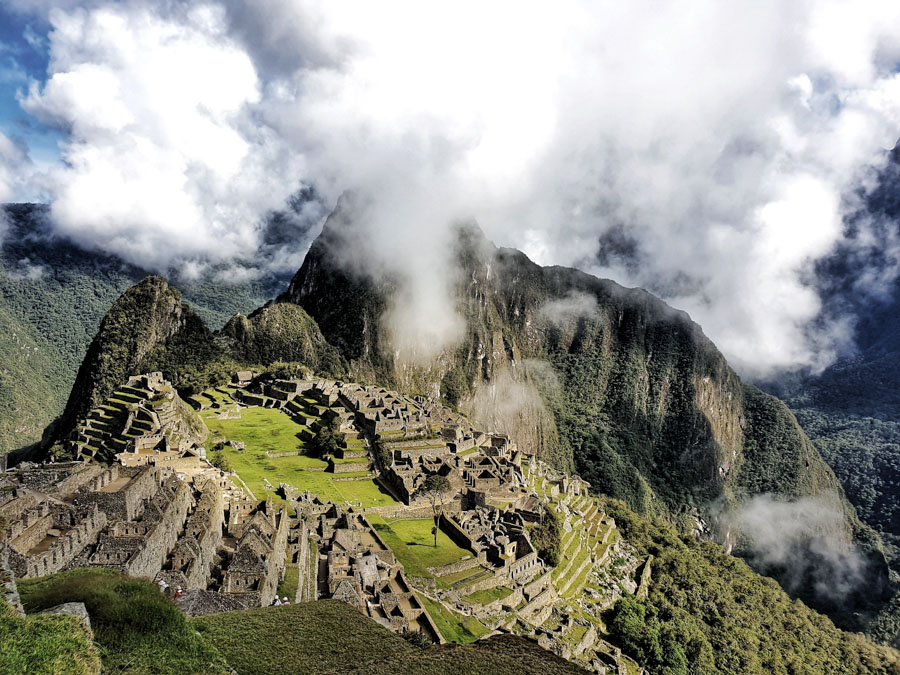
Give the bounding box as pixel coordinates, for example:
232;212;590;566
340;634;586;675
0;601;101;674
369;517;473;577
9;571;583;675
193;600;414;675
16;569;228;674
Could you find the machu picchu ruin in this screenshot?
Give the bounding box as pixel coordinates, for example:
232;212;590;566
1;368;652;672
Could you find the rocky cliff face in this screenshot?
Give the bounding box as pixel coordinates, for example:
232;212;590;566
283;208;832;515
281;203;894;627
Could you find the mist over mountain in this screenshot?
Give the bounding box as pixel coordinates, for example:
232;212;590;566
762;143;900;584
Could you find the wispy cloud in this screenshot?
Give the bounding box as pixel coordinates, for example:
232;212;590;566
4;0;900;376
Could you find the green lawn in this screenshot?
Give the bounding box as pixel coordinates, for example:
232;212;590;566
369;517;473;578
334;479;397;507
276;566;299;602
464;586;513;606
202;405;312;455
200;399;397;509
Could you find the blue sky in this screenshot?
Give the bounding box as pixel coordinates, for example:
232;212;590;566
0;5;62;169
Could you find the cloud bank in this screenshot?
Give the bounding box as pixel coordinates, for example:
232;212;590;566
5;0;900;375
731;494;868;605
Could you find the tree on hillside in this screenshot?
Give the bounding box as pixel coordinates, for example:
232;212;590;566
372;438;391;470
209;449;232;473
530;506;562;566
414;474;452;547
311;416;344;458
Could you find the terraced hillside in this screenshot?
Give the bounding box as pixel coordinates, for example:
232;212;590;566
71;378;206;464
398;459;645;670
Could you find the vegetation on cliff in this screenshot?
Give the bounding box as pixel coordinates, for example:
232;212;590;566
222;303;346;378
603;498;900;674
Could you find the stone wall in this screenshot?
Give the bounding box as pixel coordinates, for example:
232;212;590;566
427;556;480;577
76;466;158;522
1;544;25;618
509;550;539;582
123;479;191;578
573;624;597;657
523;569;552;600
259;509;289;606
9;511;53;554
294;522;310;603
459;569;504;595
331;461;371;474
439;513;479;551
476;586;524;615
9;505;107;578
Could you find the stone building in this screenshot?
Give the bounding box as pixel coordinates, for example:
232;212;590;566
311;508;442;643
220;499;289;607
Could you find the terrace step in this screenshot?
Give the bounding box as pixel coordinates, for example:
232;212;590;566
559;555;593;597
449;568;494;590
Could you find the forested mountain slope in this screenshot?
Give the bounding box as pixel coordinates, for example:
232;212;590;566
0;204;287;454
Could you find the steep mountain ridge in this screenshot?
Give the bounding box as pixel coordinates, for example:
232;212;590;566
281;201;892;629
57;276;215;439
0;203;288;454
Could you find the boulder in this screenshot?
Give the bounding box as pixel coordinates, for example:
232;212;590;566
39;601;91;629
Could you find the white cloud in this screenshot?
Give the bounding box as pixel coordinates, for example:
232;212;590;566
539;292;599;326
0;131;31;204
11;0;900;376
19;2;305;271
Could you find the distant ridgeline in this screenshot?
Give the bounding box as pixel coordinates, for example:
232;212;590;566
0;203;288;457
6;195;900;659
